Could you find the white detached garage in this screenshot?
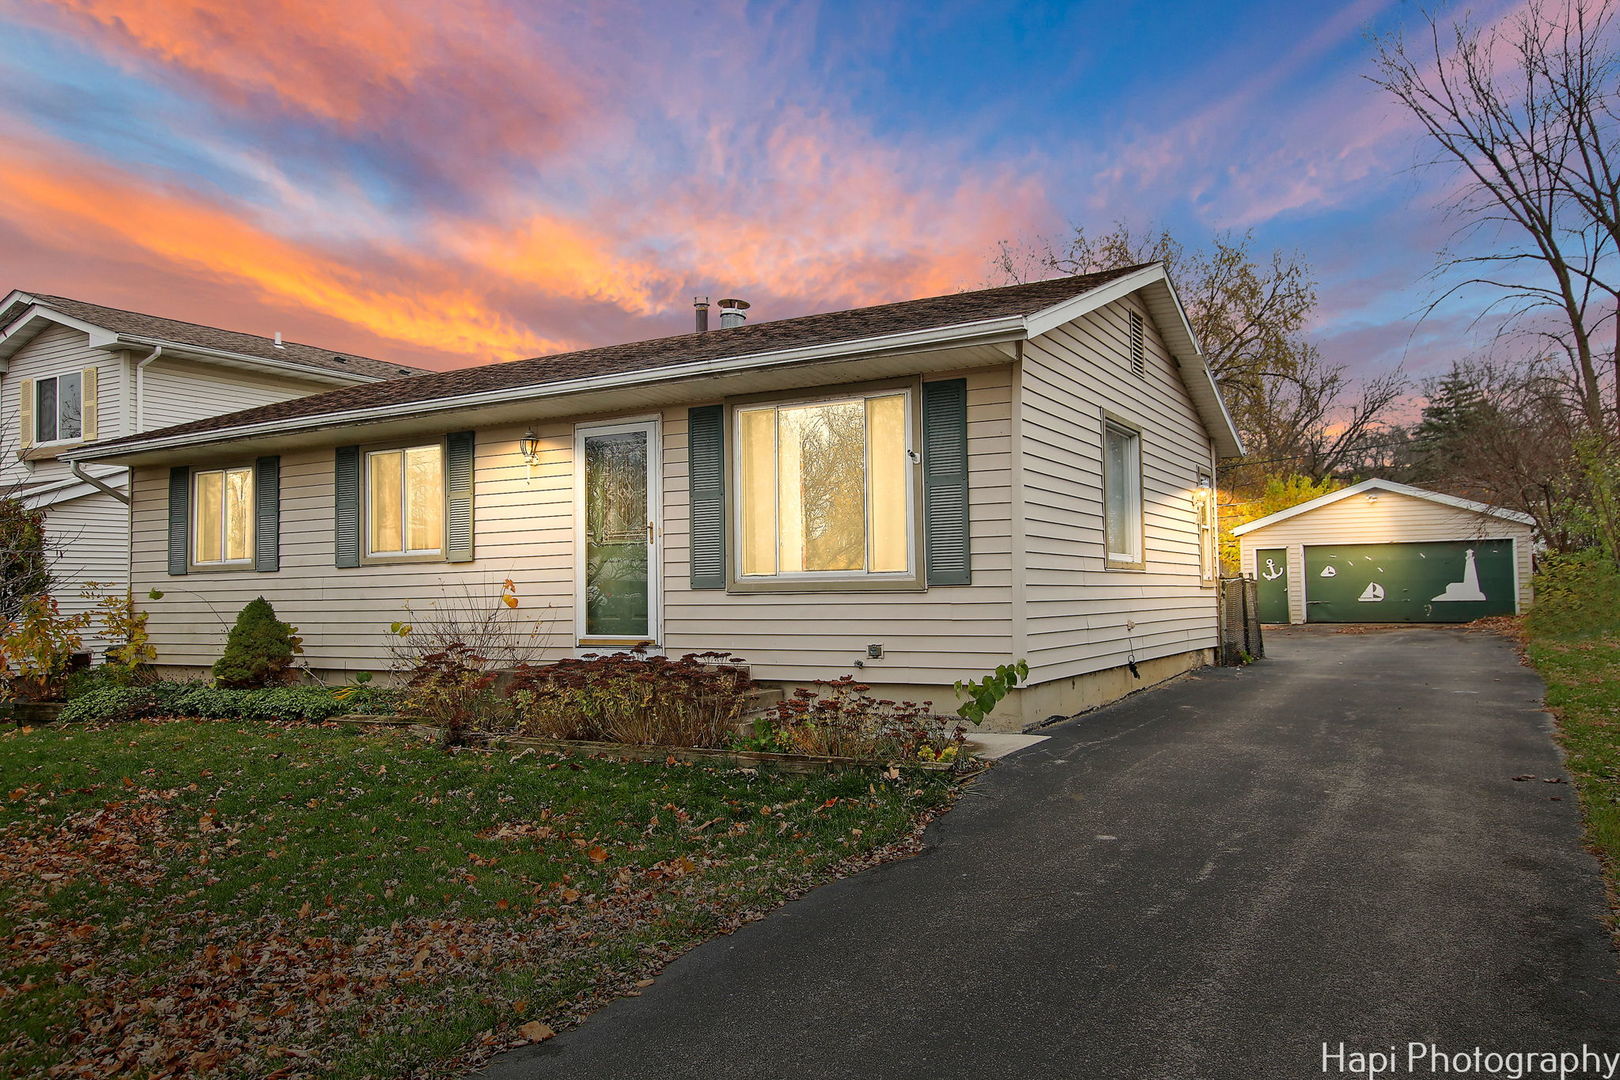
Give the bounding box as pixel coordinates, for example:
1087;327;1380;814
1233;479;1535;624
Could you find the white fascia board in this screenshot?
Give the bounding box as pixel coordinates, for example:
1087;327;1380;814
1231;478;1535;536
1021;265;1169;339
103;335;389;385
66;314;1028;464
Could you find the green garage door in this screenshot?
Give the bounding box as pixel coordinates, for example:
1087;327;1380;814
1303;540;1516;623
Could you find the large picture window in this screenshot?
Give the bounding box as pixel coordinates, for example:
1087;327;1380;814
736;391;911;579
192;466;254;566
35;373;82;443
1104;420;1143;568
366;444;444;557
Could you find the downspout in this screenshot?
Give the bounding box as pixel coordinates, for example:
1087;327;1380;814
70;461;130;505
134;345;162;432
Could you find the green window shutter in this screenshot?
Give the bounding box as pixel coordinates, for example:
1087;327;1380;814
687;405;726;589
445;431;476;563
167;467;190;576
922;379;971;586
334;446;361;568
254;456;280;572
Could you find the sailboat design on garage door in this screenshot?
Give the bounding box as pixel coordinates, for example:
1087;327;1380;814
1303;540;1516;623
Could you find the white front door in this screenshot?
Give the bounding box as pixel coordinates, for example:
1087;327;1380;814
574;419;660;645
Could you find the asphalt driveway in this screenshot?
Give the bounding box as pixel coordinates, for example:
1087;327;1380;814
478;626;1620;1080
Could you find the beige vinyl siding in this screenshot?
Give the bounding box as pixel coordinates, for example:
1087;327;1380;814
140;358;335;432
42;489;130;649
1018;293;1218;682
1;323;124;489
1238;490;1536;622
132;423;577;671
130;367;1018;683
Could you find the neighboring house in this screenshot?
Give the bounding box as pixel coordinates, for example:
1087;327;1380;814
0;290;426;644
1233;478;1536;625
71;264;1243;730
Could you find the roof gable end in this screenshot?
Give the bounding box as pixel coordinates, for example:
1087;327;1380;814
1230;478;1536;536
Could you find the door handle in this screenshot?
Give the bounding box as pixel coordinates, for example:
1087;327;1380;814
647;521;655;544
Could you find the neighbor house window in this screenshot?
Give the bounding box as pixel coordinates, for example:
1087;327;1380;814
366;444;444;557
1104;420;1143;567
35;373;82;443
736;390;911;579
192;466;254;566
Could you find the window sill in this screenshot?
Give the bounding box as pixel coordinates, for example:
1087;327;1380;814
727;575;926;594
359;552;448;567
1104;560;1147;572
188;562;257;574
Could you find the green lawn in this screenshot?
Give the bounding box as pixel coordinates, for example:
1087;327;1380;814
0;718;956;1079
1528;632;1620;924
1522;553;1620;934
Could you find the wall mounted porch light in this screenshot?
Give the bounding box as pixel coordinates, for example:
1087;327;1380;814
520;429;542;481
519;429;542;464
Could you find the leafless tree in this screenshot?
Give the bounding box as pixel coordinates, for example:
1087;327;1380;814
1233;351;1409;485
994;224;1406;490
1371;0;1620;429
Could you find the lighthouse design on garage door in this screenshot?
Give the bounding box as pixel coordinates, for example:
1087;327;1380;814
1430;548;1487;603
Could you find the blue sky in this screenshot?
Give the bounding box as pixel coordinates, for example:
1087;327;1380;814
0;0;1518;383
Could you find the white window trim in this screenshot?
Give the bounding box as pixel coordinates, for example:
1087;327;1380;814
190;465;255;569
33;372;84;447
363;443;447;559
572;416;662;648
1104;419;1144;569
730;387;918;585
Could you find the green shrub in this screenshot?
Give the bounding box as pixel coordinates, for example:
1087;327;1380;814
60;686;163;724
63;663;137;700
1525;549;1620;640
59;684;349;725
212;597;302;688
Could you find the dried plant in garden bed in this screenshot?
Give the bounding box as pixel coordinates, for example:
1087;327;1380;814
749;676;967;764
503;650;753;749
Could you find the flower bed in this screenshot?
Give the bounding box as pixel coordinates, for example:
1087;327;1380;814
329;719;970;775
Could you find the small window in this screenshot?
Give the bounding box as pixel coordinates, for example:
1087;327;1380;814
35;373;82;443
366;444;444;557
1128;310;1146;378
1104;421;1143;568
1195;470;1217;583
735;391;911;579
192;466;255;566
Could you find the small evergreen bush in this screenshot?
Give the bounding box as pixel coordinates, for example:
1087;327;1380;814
212;597;302;688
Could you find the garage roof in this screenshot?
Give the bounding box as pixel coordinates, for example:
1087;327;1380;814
1230;478;1535;536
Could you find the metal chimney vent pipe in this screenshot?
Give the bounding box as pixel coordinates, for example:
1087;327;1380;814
717;298;750;329
693;296;710;333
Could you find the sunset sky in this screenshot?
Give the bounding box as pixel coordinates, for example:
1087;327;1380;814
0;0;1518;380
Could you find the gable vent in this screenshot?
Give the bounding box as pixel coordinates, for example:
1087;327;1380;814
1128;310;1146;379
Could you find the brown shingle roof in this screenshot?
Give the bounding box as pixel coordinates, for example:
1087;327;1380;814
79;266;1152;454
19;293;428;381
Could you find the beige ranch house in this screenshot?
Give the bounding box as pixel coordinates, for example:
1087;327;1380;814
71;265;1243;730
